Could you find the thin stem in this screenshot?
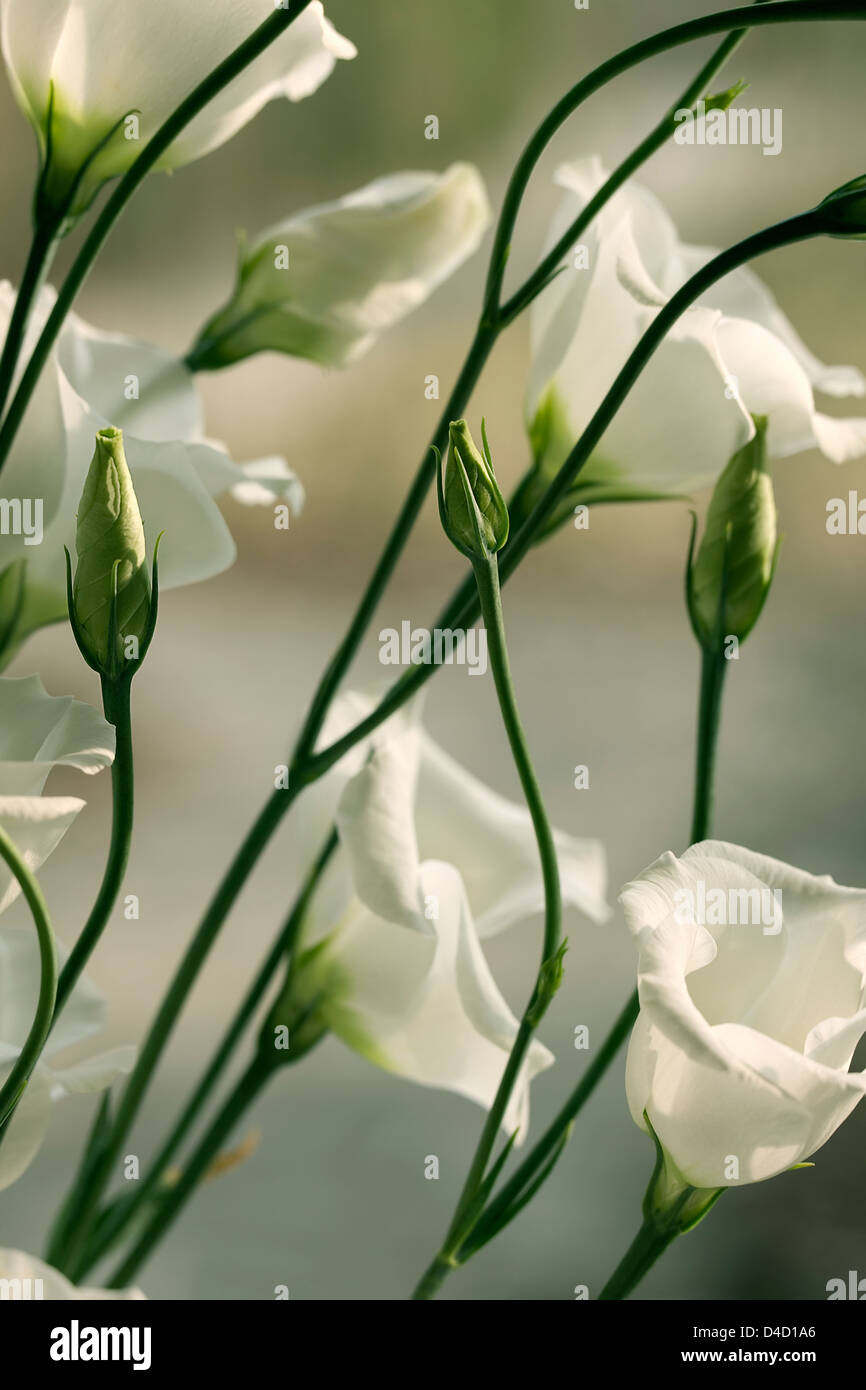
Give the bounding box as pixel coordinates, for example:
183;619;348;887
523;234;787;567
53;676;134;1018
691;645;728;843
411;555;562;1297
598;1217;678;1300
0;826;58;1130
69;827;339;1279
54;786;297;1276
0;0;315;479
106;1053;276;1289
462;987;641;1258
0;207;64;421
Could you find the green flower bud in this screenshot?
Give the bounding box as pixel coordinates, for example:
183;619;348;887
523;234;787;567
688;417;777;648
815;174;866;240
437;419;509;560
71;428;151;675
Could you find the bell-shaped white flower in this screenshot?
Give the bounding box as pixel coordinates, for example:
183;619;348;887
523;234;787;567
299;691;610;943
282;694;608;1135
528;157;866;497
0;282;303;650
0;1248;144;1299
292;857;554;1137
0;926;135;1191
189;164;492;369
1;0;355;215
0;674;114;912
621;840;866;1189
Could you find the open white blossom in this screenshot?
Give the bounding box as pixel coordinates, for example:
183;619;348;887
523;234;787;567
527;157;866;497
621;841;866;1189
0;0;355;214
190;164;493;369
284;694;609;1135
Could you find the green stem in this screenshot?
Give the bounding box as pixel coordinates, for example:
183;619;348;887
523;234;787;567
0;826;58;1130
598;1217;679;1300
0;0;315;479
54;786;297;1276
0;207;64;421
462;987;641;1259
411;555;562;1298
106;1052;277;1289
691;645;728;843
53;676;134;1018
68;827;338;1280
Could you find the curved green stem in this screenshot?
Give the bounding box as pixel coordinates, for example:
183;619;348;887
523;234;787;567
68;827;338;1280
53;676;134;1018
0;207;65;422
0;0;315;479
411;555;562;1299
0;826;58;1130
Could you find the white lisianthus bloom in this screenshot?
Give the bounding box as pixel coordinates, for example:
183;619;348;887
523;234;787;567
0;927;135;1191
283;694;609;1136
0;0;355;215
0;282;303;652
0;673;114;912
527;157;866;499
621;840;866;1190
189;164;492;369
0;1248;144;1299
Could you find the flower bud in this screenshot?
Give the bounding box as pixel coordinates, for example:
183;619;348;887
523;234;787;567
688;417;777;648
437;419;509;561
70;428;151;676
814;174;866;240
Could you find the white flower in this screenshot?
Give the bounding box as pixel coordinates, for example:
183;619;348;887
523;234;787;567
0;283;303;649
285;694;609;1135
0;926;135;1191
527;157;866;497
0;673;114;912
190;164;492;369
621;840;866;1189
0;1248;144;1299
0;0;355;214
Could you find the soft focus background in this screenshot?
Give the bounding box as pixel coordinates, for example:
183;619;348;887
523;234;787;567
3;0;866;1300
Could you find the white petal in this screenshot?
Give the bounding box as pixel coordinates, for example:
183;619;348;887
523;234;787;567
335;727;429;934
414;733;609;934
0;1064;53;1191
214;163;491;366
0;1248;145;1299
57;312;203;441
309;861;553;1137
0;797;84;916
0;674;114;794
49;1044;137;1098
675;244;866;399
0;924;104;1055
2;1;355;192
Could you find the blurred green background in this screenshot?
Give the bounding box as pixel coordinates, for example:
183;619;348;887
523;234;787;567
3;0;866;1300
